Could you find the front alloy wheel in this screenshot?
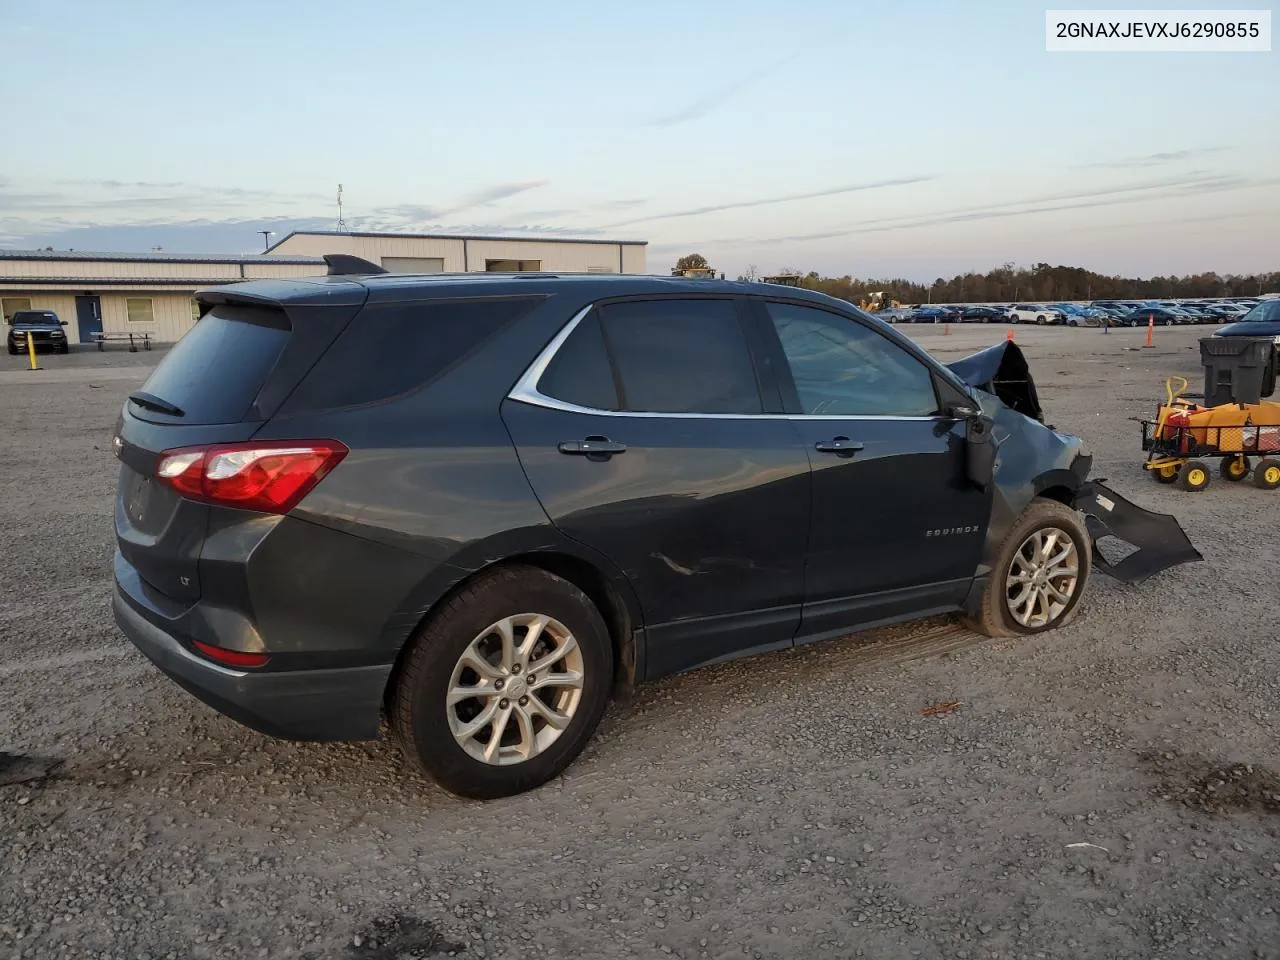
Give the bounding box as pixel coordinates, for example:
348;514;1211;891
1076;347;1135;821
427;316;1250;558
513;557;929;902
447;614;584;766
963;498;1092;638
1005;528;1079;629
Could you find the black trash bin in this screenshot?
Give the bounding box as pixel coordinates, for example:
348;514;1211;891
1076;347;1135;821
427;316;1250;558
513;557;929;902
1199;336;1277;406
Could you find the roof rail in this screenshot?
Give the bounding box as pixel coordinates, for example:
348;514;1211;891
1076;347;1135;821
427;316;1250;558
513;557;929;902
323;253;388;276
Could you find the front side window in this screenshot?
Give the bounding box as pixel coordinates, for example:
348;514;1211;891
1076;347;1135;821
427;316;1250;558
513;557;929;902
764;301;939;417
597;299;762;414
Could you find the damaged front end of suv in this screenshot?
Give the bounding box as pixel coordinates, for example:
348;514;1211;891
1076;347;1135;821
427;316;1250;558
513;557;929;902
946;340;1202;586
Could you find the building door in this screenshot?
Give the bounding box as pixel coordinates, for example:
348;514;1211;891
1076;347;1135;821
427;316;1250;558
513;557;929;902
75;296;102;343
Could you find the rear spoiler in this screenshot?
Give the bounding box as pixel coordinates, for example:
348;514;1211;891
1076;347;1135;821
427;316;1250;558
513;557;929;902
323;254;388;276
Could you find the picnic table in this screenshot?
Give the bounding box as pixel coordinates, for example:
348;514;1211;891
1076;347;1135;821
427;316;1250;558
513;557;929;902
92;332;152;352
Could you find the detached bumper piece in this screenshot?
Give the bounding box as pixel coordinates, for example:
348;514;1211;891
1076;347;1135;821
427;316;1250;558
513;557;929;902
1072;480;1203;584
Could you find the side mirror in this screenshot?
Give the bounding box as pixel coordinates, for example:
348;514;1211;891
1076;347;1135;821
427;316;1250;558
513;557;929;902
947;403;979;420
60;319;67;325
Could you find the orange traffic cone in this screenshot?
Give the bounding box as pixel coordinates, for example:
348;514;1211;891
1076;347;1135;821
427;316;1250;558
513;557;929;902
1144;314;1154;348
1006;328;1015;341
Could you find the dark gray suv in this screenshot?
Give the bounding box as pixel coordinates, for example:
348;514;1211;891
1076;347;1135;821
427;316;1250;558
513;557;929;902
112;259;1199;798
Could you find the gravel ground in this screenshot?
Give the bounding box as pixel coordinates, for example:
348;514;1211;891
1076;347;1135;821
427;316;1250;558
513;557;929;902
1;325;1277;960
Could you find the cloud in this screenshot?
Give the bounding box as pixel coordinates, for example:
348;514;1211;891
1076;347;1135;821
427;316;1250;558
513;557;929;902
57;178;192;190
604;176;936;228
370;181;549;224
596;198;650;209
644;48;809;127
740;173;1280;245
452;180;548;207
0;176;556;245
1075;146;1230;170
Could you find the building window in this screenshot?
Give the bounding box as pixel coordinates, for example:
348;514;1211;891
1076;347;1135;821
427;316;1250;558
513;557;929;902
484;259;541;272
586;266;616;274
2;297;32;320
126;298;155;323
382;256;445;273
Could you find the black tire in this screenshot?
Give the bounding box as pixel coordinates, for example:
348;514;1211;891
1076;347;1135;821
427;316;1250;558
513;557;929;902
962;498;1092;639
1151;462;1179;484
58;344;70;355
1178;459;1211;492
392;564;613;800
6;345;16;355
1220;455;1250;482
1254;457;1280;490
1036;315;1047;325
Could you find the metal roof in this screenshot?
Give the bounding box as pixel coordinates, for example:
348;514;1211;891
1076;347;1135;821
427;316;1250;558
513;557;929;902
0;249;324;264
264;230;648;253
0;276;283;286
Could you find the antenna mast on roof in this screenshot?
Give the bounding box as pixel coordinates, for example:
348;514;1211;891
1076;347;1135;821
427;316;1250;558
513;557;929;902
336;183;346;232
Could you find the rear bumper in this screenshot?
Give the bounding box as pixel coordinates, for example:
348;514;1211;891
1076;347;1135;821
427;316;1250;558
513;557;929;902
113;581;391;742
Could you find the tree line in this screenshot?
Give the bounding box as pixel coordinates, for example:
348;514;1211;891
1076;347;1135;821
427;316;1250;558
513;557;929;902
678;256;1278;304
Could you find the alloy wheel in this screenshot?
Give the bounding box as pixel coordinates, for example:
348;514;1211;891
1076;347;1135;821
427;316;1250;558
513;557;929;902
447;613;585;766
1004;527;1080;629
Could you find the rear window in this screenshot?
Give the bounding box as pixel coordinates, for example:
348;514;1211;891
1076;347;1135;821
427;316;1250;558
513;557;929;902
133;305;291;424
280;296;539;413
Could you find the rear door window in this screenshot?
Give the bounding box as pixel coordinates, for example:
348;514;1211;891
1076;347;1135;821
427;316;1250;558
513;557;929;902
281;296;540;412
133;304;292;424
596;299;762;414
537;310;620;411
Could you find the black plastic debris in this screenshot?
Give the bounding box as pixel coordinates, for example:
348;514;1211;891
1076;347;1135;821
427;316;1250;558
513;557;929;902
0;752;64;787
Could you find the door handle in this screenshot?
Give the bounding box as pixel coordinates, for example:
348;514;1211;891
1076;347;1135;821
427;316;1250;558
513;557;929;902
814;437;864;455
558;437;627;456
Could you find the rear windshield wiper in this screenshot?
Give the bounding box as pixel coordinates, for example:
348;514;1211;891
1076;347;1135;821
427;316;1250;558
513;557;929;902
128;391;185;417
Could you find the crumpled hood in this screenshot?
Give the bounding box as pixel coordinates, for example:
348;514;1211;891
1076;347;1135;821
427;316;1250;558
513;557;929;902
945;340;1044;422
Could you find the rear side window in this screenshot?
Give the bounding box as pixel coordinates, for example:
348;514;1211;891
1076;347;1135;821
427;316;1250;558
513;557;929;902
598;299;762;414
282;297;539;412
538;310;619;410
134;305;291;424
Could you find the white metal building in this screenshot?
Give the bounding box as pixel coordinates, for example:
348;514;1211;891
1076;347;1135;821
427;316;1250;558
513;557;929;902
0;250;323;344
266;231;648;276
1;232;649;345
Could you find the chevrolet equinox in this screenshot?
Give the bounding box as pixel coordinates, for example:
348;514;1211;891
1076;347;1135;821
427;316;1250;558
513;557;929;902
112;257;1199;799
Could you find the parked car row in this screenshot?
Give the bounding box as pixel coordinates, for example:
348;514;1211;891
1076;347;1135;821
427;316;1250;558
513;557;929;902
883;297;1265;328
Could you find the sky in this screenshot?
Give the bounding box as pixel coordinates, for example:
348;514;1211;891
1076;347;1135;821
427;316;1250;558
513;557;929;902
1;0;1277;281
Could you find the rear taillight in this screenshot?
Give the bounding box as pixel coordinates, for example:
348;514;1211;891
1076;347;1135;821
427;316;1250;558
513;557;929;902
155;440;347;514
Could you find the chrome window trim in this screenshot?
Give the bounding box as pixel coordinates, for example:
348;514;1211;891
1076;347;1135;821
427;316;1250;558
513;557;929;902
506;301;945;423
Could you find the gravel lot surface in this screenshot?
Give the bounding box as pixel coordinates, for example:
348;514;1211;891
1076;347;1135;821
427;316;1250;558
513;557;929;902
1;325;1277;959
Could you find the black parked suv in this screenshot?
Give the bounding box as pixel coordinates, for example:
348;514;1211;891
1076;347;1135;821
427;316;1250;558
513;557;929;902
7;309;69;354
112;259;1198;798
